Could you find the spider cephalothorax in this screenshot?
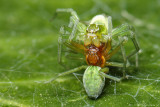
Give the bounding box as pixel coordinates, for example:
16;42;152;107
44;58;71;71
84;23;110;67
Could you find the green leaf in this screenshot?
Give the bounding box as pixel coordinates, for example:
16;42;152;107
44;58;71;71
0;0;160;106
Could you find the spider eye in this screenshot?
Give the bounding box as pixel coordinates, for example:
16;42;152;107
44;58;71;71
86;24;100;33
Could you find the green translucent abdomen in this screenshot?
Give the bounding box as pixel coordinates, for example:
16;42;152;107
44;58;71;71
83;66;105;99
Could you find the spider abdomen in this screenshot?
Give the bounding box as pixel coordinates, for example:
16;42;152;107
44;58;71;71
83;66;105;99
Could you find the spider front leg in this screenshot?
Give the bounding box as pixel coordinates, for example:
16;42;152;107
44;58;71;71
58;26;64;65
56;8;80;41
58;26;86;66
112;23;140;77
56;8;82;66
56;8;79;21
58;26;71;66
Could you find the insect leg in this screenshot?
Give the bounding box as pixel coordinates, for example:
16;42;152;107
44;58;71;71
44;65;88;83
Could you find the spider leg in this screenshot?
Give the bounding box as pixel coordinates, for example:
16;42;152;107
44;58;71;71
44;65;88;83
112;23;140;77
56;8;79;20
64;49;85;61
119;36;128;78
57;8;86;66
107;16;112;36
112;24;140;59
55;8;80;41
58;26;70;66
105;61;130;79
100;68;122;82
101;16;112;42
105;36;128;78
106;61;130;68
58;26;86;67
102;15;112;56
58;26;64;65
106;36;128;60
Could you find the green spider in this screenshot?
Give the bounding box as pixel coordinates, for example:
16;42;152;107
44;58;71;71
47;8;140;99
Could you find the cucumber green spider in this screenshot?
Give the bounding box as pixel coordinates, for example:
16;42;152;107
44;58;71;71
47;8;140;99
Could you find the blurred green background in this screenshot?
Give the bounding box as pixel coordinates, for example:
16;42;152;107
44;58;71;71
0;0;160;106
